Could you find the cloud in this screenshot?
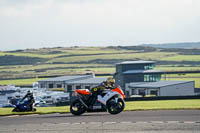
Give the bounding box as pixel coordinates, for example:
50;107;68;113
0;0;200;50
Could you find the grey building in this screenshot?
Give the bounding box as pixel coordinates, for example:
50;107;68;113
38;75;94;89
194;88;200;95
126;81;195;96
114;61;162;96
38;60;196;97
65;77;107;92
114;61;195;97
38;74;106;92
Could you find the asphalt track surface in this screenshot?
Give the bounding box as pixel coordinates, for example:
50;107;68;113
0;110;200;133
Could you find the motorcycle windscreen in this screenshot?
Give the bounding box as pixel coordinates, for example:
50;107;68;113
112;87;125;99
76;89;91;95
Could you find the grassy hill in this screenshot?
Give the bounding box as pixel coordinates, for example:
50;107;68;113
0;46;200;87
142;42;200;49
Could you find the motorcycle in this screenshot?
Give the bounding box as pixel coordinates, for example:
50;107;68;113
70;86;125;115
12;99;36;112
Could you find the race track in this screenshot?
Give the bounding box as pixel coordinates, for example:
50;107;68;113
0;110;200;133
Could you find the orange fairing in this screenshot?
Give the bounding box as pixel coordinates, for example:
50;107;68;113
76;89;91;95
112;87;125;99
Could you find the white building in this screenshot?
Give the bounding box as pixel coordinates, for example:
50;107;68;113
126;81;195;97
38;74;107;93
64;77;107;92
38;75;94;89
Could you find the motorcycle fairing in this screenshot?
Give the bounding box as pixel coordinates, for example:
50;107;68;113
76;89;91;95
112;87;125;99
97;91;122;105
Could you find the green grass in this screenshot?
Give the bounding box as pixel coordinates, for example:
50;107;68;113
48;52;175;63
161;55;200;61
161;77;200;88
156;66;200;71
0;106;70;116
0;47;134;59
1;64;199;74
125;99;200;111
1;65;200;86
66;48;133;55
0;52;67;58
1;67;200;86
0;78;46;86
160;71;200;88
0;99;200;116
1;47;200;85
0;64;112;72
157;66;200;88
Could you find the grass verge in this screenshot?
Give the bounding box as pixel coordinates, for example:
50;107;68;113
0;99;200;116
125;99;200;111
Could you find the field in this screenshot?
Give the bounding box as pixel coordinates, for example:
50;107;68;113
0;46;200;87
0;78;46;86
0;99;200;116
160;55;200;62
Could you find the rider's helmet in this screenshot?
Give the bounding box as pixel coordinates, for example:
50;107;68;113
106;77;115;88
27;90;34;97
106;77;115;83
27;90;33;95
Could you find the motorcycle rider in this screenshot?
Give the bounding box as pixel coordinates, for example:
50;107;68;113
21;90;35;111
88;77;115;106
91;77;116;96
105;77;116;89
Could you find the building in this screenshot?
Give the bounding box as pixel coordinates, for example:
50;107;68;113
38;74;107;92
114;61;195;97
194;88;200;95
114;61;162;96
126;81;195;96
38;75;93;89
64;77;107;92
38;60;196;97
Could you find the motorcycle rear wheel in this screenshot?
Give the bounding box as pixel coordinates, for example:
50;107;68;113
107;98;125;115
70;99;86;115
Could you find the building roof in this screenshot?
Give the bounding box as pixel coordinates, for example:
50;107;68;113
38;75;92;82
67;77;107;84
123;69;162;74
116;61;155;65
128;81;194;88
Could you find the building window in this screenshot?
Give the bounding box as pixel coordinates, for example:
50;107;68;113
138;89;146;97
48;84;53;88
144;74;161;82
57;84;62;88
40;83;45;88
150;90;158;96
131;89;136;95
67;85;72;92
144;64;154;70
85;86;90;90
76;85;81;90
116;65;122;73
144;75;149;82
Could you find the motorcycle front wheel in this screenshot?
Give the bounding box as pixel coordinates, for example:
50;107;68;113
12;108;17;112
32;108;37;112
70;99;86;115
107;98;125;115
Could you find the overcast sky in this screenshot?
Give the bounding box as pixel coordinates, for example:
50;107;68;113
0;0;200;51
